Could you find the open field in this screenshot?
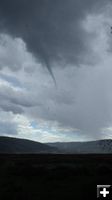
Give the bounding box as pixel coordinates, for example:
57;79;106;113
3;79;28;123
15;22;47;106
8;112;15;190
0;154;112;200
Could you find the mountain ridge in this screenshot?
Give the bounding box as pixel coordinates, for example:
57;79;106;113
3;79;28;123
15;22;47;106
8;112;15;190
0;136;57;153
0;136;112;154
47;139;112;153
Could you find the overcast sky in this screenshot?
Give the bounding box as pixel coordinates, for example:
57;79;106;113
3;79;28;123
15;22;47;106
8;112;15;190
0;0;112;142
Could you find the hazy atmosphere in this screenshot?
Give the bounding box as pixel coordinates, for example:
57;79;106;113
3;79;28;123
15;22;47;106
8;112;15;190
0;0;112;142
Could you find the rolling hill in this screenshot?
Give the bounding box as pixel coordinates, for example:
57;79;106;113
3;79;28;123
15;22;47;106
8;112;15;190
0;136;57;153
0;137;112;154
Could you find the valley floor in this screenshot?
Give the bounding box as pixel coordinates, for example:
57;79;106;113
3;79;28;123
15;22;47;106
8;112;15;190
0;154;112;200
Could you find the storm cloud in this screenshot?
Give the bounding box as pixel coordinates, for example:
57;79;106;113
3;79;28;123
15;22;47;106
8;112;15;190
0;0;111;142
0;0;107;77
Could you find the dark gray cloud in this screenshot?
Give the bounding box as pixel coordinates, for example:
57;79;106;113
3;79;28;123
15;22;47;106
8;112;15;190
0;101;23;114
0;83;40;113
0;0;111;141
0;0;107;77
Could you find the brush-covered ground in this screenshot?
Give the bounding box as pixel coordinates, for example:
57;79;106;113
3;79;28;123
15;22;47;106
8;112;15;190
0;154;112;200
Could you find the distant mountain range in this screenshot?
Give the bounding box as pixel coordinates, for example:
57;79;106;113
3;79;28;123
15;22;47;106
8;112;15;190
0;136;57;154
47;140;112;154
0;136;112;153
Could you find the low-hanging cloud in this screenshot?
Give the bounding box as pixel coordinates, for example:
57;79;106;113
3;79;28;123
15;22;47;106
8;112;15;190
0;121;18;135
0;0;107;77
